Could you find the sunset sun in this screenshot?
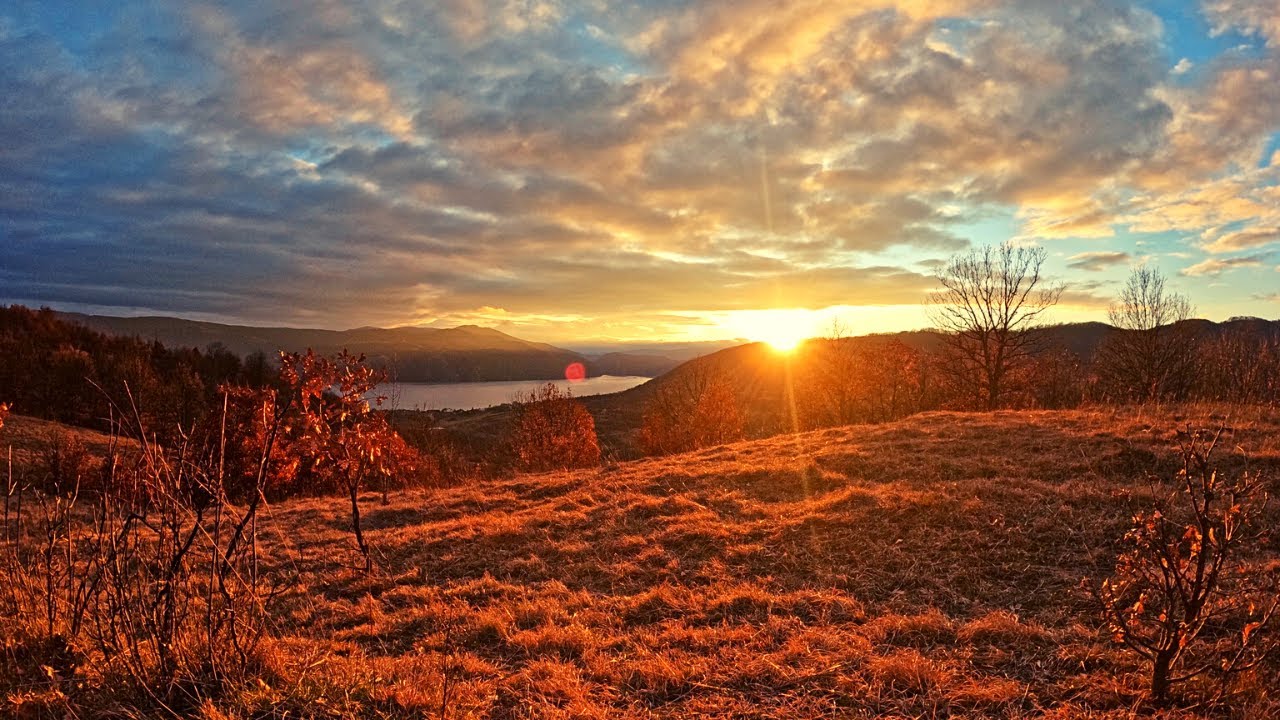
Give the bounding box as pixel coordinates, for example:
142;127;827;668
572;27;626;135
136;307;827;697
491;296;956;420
763;332;805;352
726;309;816;352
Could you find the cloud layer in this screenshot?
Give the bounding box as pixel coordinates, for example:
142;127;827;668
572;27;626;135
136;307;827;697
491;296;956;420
2;1;1279;338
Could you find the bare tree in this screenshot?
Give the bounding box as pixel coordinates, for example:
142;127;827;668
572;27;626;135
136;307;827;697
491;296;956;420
1096;266;1194;402
928;242;1063;410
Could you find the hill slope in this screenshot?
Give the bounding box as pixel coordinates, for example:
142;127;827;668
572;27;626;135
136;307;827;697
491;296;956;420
60;313;625;382
587;316;1280;443
247;408;1280;718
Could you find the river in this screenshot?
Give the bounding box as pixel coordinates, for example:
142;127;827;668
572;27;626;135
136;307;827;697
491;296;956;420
376;375;650;411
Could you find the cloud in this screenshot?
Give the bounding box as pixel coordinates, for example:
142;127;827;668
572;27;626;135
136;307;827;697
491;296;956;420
1201;227;1280;254
1204;0;1280;46
1067;251;1132;271
0;0;1278;336
1180;254;1270;277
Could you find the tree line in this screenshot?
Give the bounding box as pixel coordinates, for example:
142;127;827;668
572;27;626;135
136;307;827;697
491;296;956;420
926;245;1280;410
0;305;273;434
629;244;1280;458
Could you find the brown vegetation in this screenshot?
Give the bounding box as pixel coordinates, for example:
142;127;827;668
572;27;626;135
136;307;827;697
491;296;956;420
1095;428;1280;704
7;407;1280;717
638;366;744;455
509;384;601;472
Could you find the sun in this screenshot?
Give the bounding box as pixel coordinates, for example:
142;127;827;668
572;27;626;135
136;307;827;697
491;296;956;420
751;315;811;352
764;333;804;352
719;308;816;353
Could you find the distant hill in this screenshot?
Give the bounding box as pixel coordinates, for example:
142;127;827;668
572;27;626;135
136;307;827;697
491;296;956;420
61;311;1280;390
565;339;747;363
60;312;692;383
580;317;1280;455
589;352;683;377
395;315;1280;467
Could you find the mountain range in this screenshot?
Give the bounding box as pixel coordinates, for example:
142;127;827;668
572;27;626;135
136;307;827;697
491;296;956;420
60;312;707;383
61;312;1278;389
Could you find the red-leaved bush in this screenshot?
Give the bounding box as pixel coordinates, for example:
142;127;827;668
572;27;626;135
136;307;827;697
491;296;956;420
509;384;601;472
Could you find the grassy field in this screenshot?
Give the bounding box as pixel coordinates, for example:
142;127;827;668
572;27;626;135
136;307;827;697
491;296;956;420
0;413;134;470
6;407;1280;717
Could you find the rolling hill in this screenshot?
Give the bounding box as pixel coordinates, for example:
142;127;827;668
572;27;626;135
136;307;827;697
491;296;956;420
60;313;683;383
406;316;1280;464
13;407;1279;716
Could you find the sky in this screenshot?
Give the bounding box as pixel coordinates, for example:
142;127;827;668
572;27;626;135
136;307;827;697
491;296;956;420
1;0;1279;344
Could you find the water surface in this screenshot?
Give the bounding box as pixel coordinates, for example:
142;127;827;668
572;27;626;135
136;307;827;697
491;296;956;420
379;375;649;411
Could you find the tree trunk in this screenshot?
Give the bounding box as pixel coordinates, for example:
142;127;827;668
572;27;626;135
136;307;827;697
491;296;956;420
349;483;370;571
1151;646;1176;705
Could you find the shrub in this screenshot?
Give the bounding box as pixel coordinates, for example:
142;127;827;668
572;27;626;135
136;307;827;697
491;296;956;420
1191;326;1280;405
1094;427;1280;705
638;368;743;456
0;402;274;713
32;430;96;496
509;384;601;472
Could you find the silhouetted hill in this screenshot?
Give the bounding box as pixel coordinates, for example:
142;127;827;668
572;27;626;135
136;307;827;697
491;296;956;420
580;317;1280;454
589;352;682;377
878;318;1280;364
566;339;746;363
63;314;563;356
60;313;688;383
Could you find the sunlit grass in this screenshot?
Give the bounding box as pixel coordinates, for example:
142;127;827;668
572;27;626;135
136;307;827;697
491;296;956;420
10;407;1280;717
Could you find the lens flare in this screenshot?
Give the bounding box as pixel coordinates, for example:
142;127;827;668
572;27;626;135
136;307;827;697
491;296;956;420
564;362;586;382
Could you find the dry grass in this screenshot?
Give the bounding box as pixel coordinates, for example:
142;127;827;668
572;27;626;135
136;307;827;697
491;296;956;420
8;406;1280;717
1;413;133;471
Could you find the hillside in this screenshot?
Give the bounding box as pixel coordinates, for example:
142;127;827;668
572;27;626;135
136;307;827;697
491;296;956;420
592;316;1280;443
7;407;1280;716
59;312;684;383
0;413;132;474
61;313;564;356
399;315;1280;465
61;313;596;383
229;409;1280;716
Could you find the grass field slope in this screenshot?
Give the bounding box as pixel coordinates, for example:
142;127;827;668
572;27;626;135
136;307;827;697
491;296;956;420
193;407;1280;719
